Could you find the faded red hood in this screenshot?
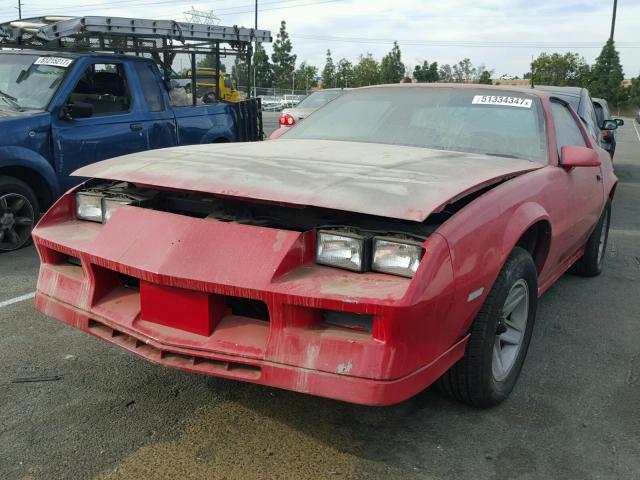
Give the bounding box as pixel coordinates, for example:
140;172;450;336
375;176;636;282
74;139;543;222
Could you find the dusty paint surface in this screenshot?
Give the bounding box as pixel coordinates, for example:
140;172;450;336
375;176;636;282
74;139;542;221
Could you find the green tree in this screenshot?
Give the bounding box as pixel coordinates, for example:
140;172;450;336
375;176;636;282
254;42;272;88
531;52;590;87
321;49;336;88
196;55;226;72
335;58;354;88
295;62;318;91
232;56;248;88
352;54;380;87
453;58;476;83
380;41;405;84
271;20;297;89
414;60;439;82
588;39;627;107
478;70;493;84
438;64;453;82
630;76;640;107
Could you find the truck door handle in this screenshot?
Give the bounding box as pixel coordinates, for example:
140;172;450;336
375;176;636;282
596;174;602;182
130;123;143;131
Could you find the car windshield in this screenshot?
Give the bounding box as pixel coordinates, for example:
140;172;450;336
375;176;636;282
296;90;343;109
284;87;548;162
0;53;71;111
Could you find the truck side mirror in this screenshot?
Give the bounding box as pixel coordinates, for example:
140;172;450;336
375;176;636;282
62;102;93;120
614;118;624;127
601;119;618;131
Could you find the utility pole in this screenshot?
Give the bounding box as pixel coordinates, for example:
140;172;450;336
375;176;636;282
253;0;257;97
610;0;618;40
17;0;22;19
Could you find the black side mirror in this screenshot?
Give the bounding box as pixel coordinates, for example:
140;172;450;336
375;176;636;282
62;102;93;120
614;118;624;127
601;119;618;131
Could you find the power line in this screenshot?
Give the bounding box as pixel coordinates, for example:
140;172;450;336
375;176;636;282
20;0;344;20
21;0;343;15
290;33;640;49
610;0;618;40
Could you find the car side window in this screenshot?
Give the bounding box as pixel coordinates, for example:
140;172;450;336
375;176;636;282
134;63;165;112
67;63;131;116
551;102;587;154
582;98;601;141
593;103;605;127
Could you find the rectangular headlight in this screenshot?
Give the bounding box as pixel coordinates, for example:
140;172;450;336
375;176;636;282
372;237;424;278
76;191;104;222
316;230;368;272
102;197;134;222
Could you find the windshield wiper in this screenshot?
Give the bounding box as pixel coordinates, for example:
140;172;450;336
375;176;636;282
484;152;521;159
0;90;23;111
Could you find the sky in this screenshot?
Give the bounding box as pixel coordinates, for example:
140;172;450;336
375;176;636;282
1;0;639;79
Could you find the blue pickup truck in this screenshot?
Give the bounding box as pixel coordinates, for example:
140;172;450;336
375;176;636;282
0;15;270;251
0;50;259;251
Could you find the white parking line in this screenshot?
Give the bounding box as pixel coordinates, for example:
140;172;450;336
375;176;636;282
633;120;640;143
0;292;36;308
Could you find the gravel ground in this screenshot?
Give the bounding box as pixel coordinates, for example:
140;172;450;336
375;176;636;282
1;121;639;480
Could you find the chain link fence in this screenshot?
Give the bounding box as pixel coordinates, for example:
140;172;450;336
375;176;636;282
235;86;311;111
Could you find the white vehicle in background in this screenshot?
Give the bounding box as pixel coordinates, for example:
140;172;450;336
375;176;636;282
259;96;282;111
499;74;516;80
280;94;305;109
276;89;349;133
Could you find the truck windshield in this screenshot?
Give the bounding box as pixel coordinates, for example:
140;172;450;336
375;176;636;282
0;54;71;111
284;87;548;162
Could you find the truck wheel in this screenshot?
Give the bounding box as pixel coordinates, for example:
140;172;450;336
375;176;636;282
573;201;611;277
438;247;538;407
0;176;38;252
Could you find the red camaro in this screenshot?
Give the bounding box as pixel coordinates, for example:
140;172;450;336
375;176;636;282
32;84;617;407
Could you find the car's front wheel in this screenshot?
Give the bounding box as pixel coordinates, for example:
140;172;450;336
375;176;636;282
0;176;38;252
439;247;538;407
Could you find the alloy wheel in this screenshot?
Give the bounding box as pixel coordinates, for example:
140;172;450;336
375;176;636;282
0;193;35;251
492;278;530;382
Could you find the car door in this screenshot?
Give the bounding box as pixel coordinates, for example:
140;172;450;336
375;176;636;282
51;60;149;191
131;61;178;149
550;100;604;259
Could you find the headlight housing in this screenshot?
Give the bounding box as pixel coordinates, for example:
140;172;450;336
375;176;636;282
75;183;156;223
76;189;106;222
372;237;424;278
316;230;369;272
316;229;424;277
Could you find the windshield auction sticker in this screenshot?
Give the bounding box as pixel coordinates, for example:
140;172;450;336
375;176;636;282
33;57;73;68
472;95;532;108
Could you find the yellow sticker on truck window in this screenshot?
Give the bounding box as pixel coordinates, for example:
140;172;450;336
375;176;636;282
472;95;533;108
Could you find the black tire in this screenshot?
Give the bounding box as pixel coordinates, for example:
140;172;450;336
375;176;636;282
0;176;39;252
438;247;538;407
573;201;611;277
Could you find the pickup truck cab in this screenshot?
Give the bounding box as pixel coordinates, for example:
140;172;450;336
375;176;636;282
0;50;244;251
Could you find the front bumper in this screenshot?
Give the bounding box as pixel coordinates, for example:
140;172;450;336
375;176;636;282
32;195;464;405
35;292;467;405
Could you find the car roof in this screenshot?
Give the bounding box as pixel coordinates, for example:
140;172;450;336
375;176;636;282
359;82;561;102
529;85;590;113
534;85;585;96
592;97;609;108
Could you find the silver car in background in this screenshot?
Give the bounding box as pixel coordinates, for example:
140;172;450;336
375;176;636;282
278;88;349;129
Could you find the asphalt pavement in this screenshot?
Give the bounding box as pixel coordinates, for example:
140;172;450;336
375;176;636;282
1;121;639;480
